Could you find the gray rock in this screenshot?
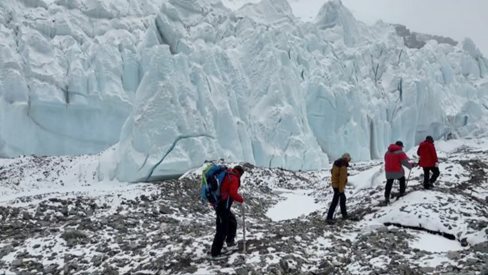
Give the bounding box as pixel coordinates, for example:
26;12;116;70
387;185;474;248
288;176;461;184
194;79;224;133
63;262;79;274
102;264;119;275
62;229;88;241
159;204;172;214
44;263;59;274
420;266;434;273
92;254;104;267
397;264;418;275
0;245;14;258
447;251;460;260
480;264;488;275
11;258;23;267
465;257;480;265
235;267;252;275
472;241;488;253
266;264;283;275
21;211;31;220
317;260;334;274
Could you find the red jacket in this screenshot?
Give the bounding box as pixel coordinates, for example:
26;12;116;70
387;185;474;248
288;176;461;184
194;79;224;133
417;140;438;167
384;144;412;179
220;169;244;205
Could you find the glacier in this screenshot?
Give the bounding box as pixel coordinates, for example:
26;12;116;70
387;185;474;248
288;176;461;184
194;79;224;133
1;0;487;181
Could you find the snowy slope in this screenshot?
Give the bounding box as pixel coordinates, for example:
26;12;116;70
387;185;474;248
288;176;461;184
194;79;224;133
0;138;487;274
1;0;488;182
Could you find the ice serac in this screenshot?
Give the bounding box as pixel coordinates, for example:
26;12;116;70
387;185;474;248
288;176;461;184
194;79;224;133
117;1;487;180
314;0;359;46
236;0;295;26
114;0;488;181
0;0;164;157
114;0;328;181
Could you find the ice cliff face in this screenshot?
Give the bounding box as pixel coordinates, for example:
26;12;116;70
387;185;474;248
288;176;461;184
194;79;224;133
1;0;488;181
0;0;165;156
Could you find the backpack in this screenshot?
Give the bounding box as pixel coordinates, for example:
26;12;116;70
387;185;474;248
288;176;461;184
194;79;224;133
199;163;228;208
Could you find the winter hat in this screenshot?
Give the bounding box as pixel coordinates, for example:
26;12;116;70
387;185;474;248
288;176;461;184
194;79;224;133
234;165;244;176
342;153;351;161
395;141;404;147
426;136;434;142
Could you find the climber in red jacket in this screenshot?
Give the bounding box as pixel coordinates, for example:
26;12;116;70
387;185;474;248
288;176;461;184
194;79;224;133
384;141;416;204
210;165;245;258
417;136;440;189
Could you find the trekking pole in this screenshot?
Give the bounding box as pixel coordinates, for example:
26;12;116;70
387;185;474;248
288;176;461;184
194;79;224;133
406;168;412;186
241;203;246;254
395;168;413;201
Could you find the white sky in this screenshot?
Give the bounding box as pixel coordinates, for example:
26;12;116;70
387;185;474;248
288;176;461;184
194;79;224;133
288;0;488;56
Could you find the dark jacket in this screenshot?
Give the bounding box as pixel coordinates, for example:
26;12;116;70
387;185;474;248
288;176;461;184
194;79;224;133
417;140;438;167
384;144;413;179
331;158;349;193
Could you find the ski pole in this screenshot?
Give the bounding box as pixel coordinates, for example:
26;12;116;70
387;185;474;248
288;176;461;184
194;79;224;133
241;203;246;254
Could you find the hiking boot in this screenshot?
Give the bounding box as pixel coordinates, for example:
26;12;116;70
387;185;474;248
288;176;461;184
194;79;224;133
221;247;236;255
351;215;361;221
326;219;335;225
208;254;227;260
223;242;238;254
344;215;360;221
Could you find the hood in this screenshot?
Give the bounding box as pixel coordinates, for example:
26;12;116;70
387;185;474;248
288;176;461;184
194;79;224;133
231;168;243;177
388;144;403;152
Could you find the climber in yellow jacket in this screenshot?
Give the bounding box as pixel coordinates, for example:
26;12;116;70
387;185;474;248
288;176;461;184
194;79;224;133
326;153;351;223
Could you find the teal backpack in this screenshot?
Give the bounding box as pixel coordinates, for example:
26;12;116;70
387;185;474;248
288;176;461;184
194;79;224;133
199;163;228;208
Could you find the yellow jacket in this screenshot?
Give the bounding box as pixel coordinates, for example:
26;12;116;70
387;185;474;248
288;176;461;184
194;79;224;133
330;158;349;193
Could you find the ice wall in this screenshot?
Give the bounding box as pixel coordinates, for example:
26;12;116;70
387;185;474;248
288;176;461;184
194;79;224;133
0;0;164;156
113;0;328;181
1;0;487;181
114;0;488;181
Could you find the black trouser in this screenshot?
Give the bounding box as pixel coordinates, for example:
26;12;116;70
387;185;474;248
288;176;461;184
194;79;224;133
326;187;347;220
423;167;440;188
385;176;406;201
211;204;237;256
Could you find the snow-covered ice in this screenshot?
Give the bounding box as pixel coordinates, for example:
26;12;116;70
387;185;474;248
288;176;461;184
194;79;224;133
409;231;464;252
265;189;324;221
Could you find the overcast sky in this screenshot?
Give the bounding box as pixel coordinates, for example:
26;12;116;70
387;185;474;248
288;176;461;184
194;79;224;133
288;0;488;56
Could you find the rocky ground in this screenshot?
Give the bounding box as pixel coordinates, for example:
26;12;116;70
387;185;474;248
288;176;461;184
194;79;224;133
0;140;487;275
